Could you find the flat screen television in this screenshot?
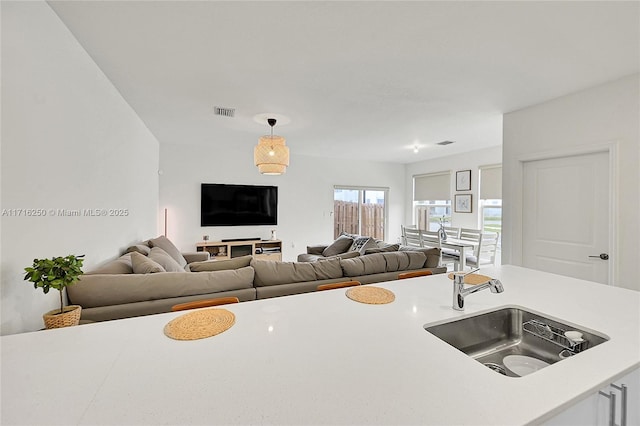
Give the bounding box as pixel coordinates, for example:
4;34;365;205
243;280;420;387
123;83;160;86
201;184;278;226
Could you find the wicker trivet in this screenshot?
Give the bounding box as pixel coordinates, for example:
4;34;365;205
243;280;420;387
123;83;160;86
447;273;493;285
346;286;395;304
164;308;235;341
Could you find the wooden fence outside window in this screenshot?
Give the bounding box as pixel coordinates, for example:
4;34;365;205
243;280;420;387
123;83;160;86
333;201;385;240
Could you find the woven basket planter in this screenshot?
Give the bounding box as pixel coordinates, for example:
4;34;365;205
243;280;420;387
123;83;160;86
43;305;82;329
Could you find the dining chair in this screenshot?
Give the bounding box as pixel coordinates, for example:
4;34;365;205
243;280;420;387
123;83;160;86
465;232;500;268
171;296;240;312
443;226;460;239
402;225;423;248
317;280;361;291
420;229;441;249
420;229;458;269
448;228;484;270
398;270;433;280
459;227;483;243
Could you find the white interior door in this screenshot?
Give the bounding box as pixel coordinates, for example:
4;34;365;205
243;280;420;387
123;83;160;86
522;151;610;284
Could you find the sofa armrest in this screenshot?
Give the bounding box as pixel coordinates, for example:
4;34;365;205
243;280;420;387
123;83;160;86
307;245;328;255
183;252;210;263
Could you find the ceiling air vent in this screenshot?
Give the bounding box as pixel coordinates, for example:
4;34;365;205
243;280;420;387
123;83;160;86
437;140;455;146
214;106;235;117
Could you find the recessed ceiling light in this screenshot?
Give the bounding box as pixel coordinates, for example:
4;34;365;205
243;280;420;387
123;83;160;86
437;140;455;146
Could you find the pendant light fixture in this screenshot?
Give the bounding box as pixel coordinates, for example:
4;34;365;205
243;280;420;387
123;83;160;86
254;118;290;175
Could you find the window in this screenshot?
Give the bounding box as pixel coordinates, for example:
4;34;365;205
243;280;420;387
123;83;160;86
415;201;451;231
334;187;387;240
413;172;451;230
479;165;502;235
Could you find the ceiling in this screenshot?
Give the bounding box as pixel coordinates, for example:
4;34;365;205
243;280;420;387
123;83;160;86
48;1;639;164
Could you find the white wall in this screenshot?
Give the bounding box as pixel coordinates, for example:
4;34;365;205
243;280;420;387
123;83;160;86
502;74;639;291
404;146;503;229
0;2;160;334
159;143;406;261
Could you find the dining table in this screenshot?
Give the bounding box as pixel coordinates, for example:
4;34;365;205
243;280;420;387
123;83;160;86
437;237;478;270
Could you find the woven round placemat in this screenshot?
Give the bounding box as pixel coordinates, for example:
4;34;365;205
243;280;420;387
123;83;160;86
447;273;493;285
164;308;235;341
346;286;395;304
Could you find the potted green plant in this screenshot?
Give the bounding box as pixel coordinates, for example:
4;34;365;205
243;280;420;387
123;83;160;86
24;254;85;329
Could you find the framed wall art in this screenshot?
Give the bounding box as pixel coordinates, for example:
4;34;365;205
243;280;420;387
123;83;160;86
454;194;472;213
456;170;471;191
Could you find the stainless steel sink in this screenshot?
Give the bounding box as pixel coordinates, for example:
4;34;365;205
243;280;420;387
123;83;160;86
424;306;609;377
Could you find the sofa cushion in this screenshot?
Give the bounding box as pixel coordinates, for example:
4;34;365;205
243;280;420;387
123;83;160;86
406;251;428;269
340;253;387;276
306;244;328;255
148;236;187;268
252;259;318;286
399;246;441;268
183;252;210;264
327;251;361;260
364;243;400;255
381;252;403;271
124;244;151;256
340;251;428;276
131;252;166;274
322;236;354;257
148;247;184;272
69;267;255;308
87;254;133;275
310;258;344;280
188;255;253;272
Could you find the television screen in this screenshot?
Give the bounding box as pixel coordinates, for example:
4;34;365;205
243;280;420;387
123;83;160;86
201;184;278;226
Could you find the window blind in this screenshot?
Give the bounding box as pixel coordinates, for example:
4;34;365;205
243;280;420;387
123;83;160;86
413;172;451;201
480;166;502;199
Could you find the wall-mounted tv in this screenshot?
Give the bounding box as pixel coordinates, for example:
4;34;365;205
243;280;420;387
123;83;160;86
201;183;278;226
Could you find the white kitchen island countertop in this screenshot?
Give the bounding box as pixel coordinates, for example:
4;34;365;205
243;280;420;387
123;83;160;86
2;265;639;425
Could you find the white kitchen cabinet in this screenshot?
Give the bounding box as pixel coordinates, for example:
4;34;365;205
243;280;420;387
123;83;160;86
544;368;639;426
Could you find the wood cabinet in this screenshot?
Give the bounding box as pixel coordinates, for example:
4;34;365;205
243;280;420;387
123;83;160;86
196;239;282;261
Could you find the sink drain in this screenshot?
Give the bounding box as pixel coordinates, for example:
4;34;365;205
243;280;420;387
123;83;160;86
484;363;507;375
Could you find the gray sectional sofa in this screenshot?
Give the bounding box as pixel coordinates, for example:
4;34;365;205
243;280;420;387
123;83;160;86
67;236;445;323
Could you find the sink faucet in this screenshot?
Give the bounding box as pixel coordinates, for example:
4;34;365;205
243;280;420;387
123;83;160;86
452;269;504;311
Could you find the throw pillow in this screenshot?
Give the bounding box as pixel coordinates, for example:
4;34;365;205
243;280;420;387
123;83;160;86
349;236;370;252
86;254;133;274
340;231;360;240
356;237;378;255
130;251;166;274
124;244;151;256
322;235;354;257
148;235;187;268
148;247;185;272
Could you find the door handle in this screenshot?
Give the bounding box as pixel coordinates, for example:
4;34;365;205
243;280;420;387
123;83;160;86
589;253;609;260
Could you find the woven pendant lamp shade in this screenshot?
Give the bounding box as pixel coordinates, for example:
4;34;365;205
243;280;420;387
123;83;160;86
254;134;290;175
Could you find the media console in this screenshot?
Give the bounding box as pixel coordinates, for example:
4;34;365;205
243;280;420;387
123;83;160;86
196;239;282;261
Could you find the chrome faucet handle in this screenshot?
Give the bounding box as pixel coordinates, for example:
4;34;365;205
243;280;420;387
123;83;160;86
452;268;480;284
